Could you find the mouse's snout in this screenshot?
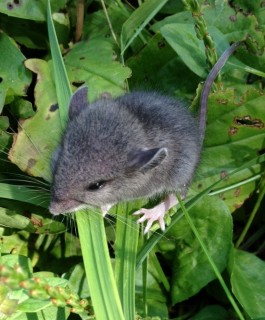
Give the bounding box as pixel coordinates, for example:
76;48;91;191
49;197;82;215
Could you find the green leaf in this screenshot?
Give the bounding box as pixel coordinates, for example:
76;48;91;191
115;202;139;319
9;59;61;181
228;248;265;319
0;0;46;21
135;266;168;318
156;6;265;76
63;263;90;298
64;39;132;101
0;207;35;232
160;23;264;79
18;299;52;313
76;209;125;320
193;87;265;212
160;23;211;78
0;32;32;112
190;305;229;320
170;196;232;303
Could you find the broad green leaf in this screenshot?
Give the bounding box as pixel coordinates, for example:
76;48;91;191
193;87;265;212
9;59;60;181
120;0;169;55
0;0;67;22
160;23;264;79
64;39;132;101
0;32;32;112
18;299;52;313
160;23;212;78
0;0;46;21
0;208;35;232
169;196;232;303
228;249;265;319
190;305;229;320
154;3;265;73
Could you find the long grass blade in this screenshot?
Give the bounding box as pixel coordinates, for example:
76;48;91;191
47;0;72;128
76;209;125;319
46;2;124;318
0;183;49;208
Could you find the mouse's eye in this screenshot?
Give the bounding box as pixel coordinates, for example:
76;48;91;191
86;180;106;191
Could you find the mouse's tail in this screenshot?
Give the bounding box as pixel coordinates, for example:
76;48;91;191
199;41;243;143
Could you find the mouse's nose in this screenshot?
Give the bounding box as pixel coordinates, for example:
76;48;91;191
49;197;81;215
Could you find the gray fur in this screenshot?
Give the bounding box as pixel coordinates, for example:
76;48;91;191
49;88;201;214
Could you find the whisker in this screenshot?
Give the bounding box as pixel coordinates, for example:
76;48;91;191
0;173;50;188
0;179;50;192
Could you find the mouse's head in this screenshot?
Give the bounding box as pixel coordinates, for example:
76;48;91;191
49;87;168;215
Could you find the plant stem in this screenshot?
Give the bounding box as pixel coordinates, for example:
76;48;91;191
75;0;85;42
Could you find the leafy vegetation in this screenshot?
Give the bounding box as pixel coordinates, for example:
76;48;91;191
0;0;265;319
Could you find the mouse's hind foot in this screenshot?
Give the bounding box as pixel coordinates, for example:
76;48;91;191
133;194;178;234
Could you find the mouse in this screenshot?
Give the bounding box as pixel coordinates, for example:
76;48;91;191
49;42;242;233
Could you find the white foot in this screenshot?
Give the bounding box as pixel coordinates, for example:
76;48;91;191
133;194;178;234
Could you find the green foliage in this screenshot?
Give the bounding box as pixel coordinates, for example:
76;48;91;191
228;248;265;318
0;0;265;319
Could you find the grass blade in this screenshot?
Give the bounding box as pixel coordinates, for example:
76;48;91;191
0;183;49;208
76;209;124;319
47;0;71;128
120;0;168;56
46;2;124;318
114;202;139;319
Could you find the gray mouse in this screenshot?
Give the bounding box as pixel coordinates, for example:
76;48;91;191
49;42;241;233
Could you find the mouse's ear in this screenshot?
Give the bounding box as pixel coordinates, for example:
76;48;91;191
127;147;168;172
69;86;88;120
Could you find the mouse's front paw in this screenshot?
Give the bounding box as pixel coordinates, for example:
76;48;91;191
133;203;167;234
